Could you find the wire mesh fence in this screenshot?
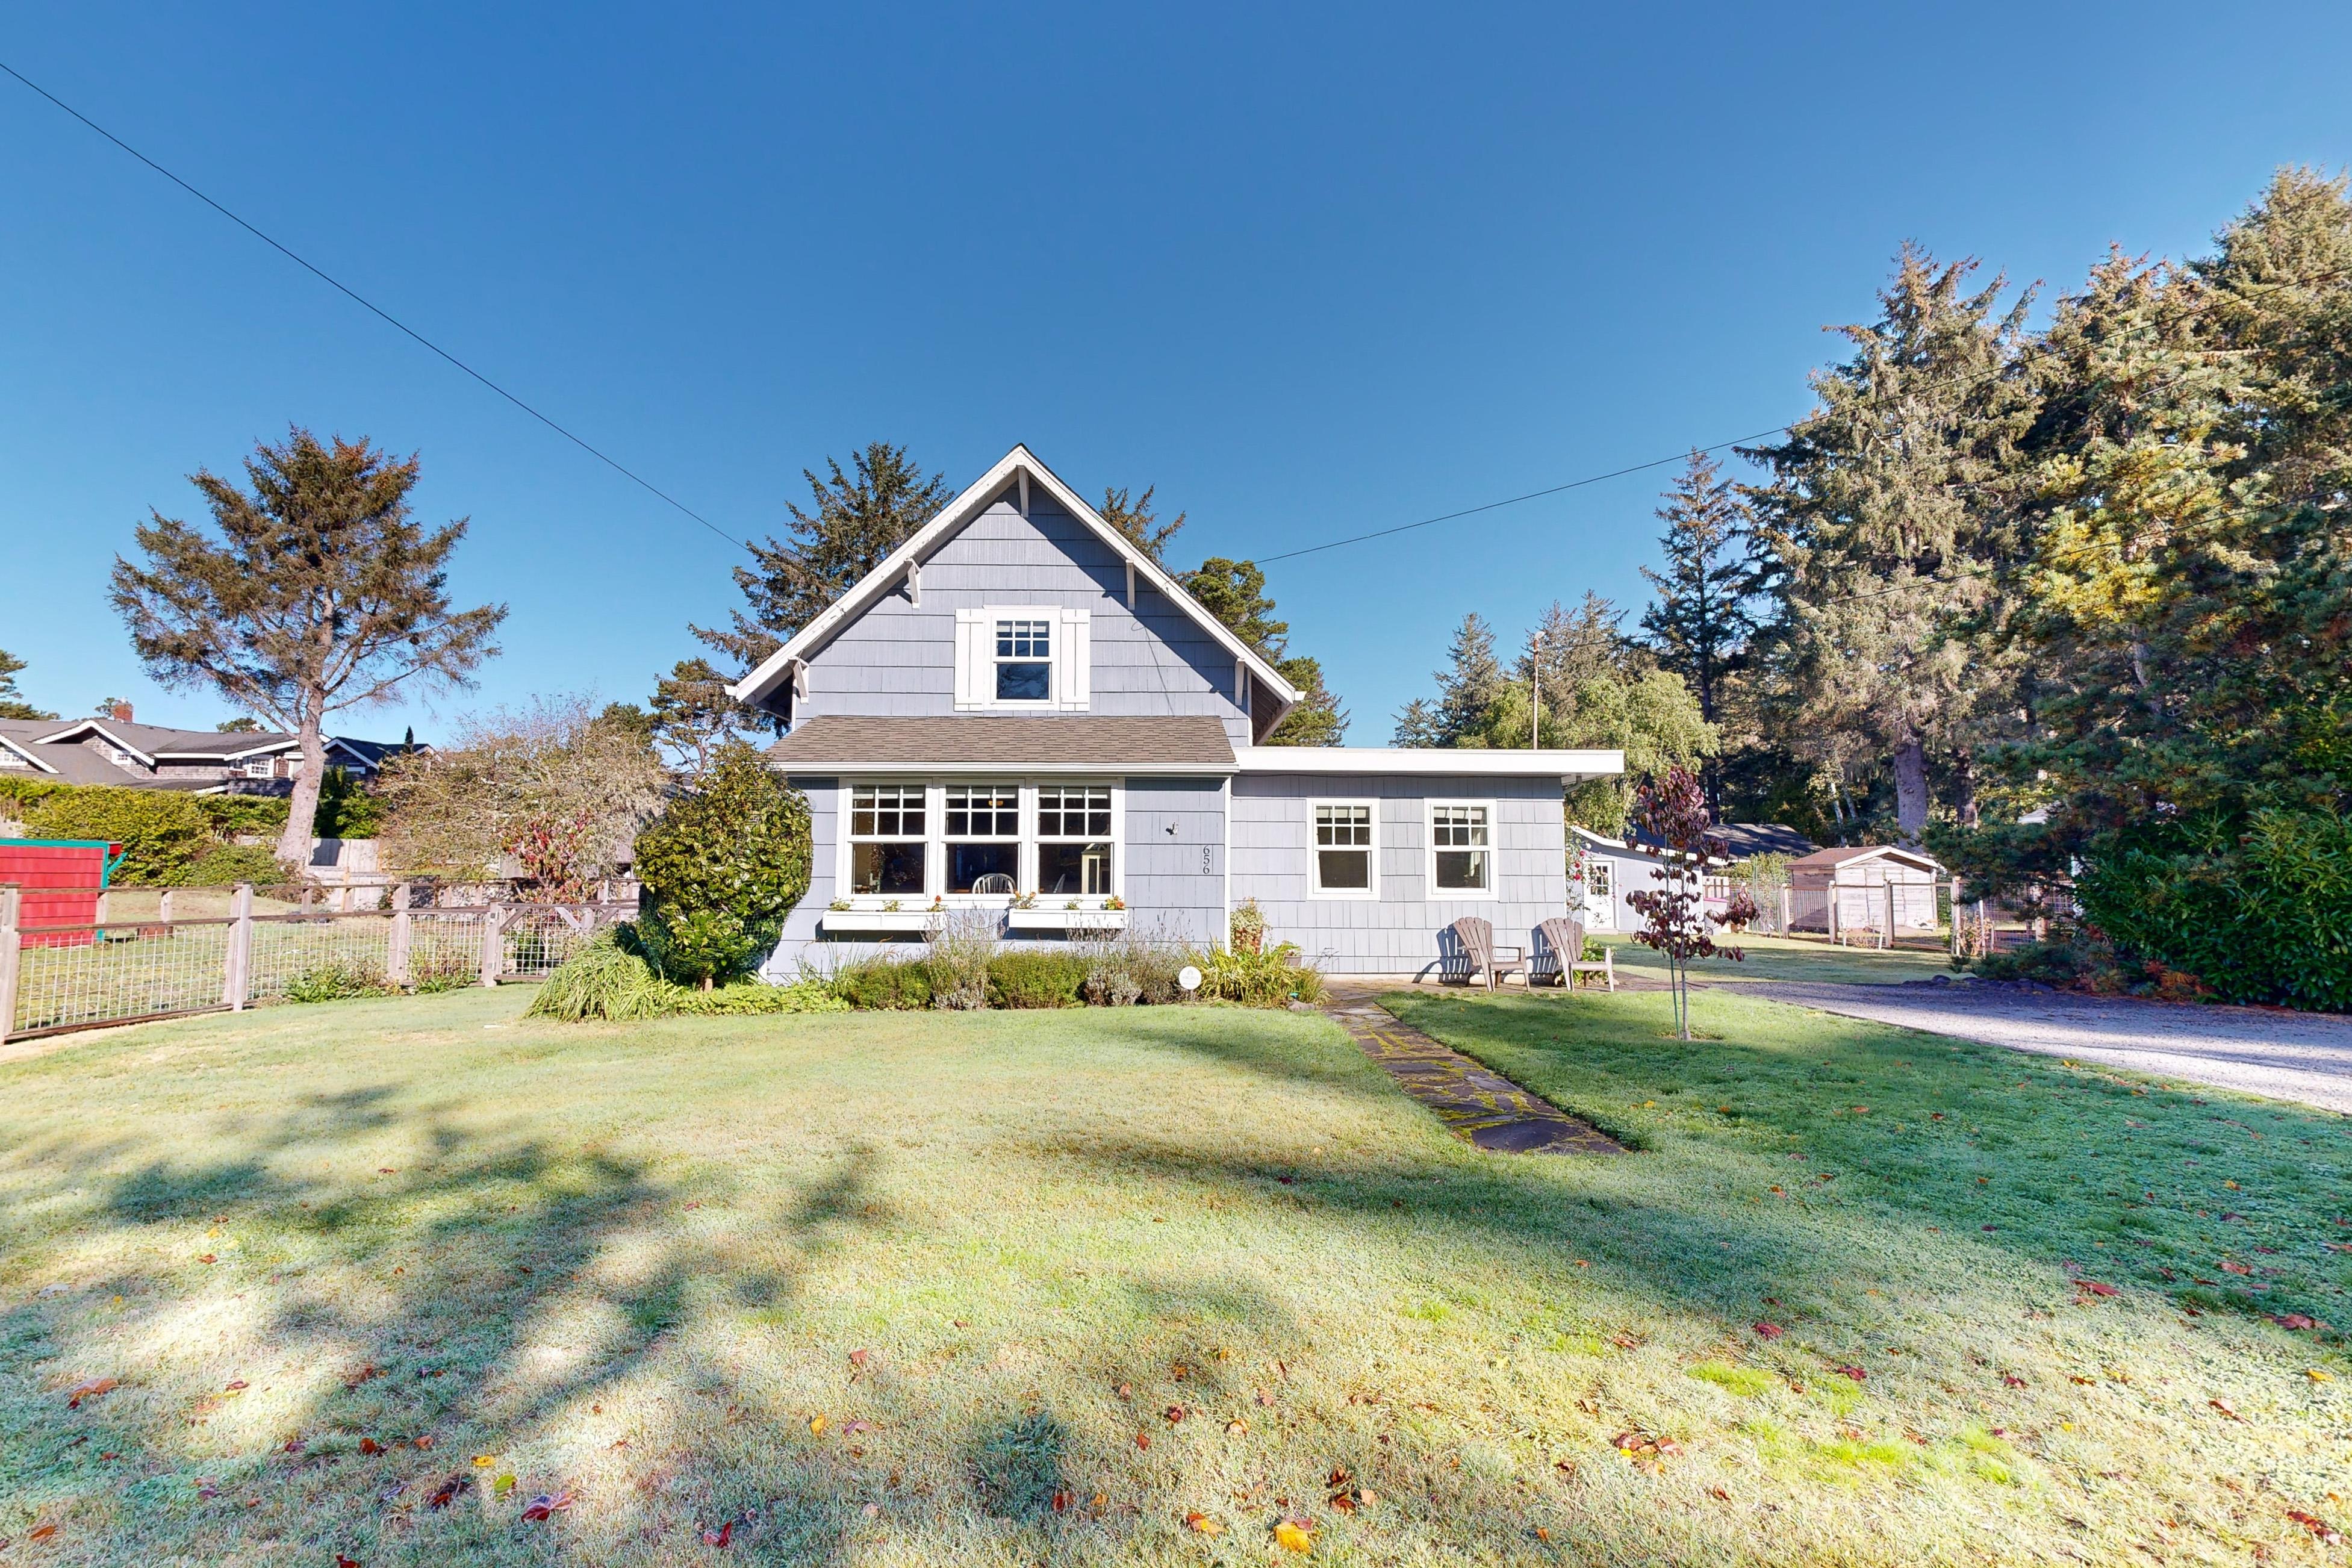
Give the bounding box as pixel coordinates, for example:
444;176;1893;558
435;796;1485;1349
0;883;635;1041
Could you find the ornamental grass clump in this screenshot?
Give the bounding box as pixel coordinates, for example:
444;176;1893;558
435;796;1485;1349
527;932;847;1020
1195;941;1325;1007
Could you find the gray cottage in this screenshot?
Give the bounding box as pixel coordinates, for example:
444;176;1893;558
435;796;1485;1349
729;446;1621;977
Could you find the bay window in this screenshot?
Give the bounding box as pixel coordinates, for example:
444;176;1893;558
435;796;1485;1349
848;784;927;896
1428;801;1495;895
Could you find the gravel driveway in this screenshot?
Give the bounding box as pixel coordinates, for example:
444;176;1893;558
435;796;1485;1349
1738;980;2352;1115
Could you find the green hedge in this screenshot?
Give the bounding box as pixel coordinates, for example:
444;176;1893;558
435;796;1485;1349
986;950;1089;1009
831;956;936;1011
19;788;212;885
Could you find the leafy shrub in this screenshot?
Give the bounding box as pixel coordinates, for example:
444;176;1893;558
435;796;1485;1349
283;960;392;1003
927;909;997;1010
986;950;1089;1009
527;932;851;1020
1077;926;1188;1006
526;934;680;1021
409;954;478;994
312;765;385;838
633;743;812;985
21;786;211;885
174;844;287;887
1228;898;1266;956
1196;942;1325;1007
194;794;290;838
2075;808;2352;1012
831;956;937;1011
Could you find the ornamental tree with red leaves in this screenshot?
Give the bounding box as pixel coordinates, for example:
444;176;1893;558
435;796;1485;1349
1625;765;1747;1039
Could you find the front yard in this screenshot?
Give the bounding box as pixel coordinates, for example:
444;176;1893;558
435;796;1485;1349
1;988;2345;1565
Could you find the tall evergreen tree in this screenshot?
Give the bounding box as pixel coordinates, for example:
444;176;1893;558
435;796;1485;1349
694;443;953;674
1638;451;1755;727
0;649;55;721
1430;613;1506;746
111;429;506;864
1744;246;2039;839
1098;484;1185;564
1180;557;1348;745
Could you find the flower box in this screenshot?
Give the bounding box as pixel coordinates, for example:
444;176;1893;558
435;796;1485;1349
1006;907;1127;933
821;911;936;935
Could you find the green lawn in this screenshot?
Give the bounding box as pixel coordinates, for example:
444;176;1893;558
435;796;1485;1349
1;989;2345;1566
1598;930;1958;985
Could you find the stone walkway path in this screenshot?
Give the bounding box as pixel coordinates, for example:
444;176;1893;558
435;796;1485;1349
1319;991;1623;1155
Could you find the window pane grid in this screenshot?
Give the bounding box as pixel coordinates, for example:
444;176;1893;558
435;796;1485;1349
995;620;1051;658
1431;805;1489;847
850;785;926;838
1315;804;1372;847
943;785;1019;838
1036;786;1112;839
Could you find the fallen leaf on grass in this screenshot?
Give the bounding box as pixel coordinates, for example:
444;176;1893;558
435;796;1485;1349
520;1490;574;1522
66;1378;117;1408
2271;1314;2320;1331
1708;1486;1731;1501
359;1438;383;1455
2209;1399;2244;1421
414;1436;434;1451
494;1475;516;1496
427;1476;468;1509
1835;1366;1867;1383
1273;1518;1314;1553
849;1349;870;1370
29;1525;58;1542
1164;1405;1185;1423
1184;1511;1224;1536
2286;1510;2342;1546
337;1557;361;1567
2003;1374;2027;1387
1752;1322;1784;1339
843;1419;877;1436
224;1380;247;1392
473;1454;497;1468
2220;1260;2252;1275
1226;1419;1248;1435
1134;1432;1150;1450
2077;1281;2120;1298
702;1521;733;1547
808;1415;826;1438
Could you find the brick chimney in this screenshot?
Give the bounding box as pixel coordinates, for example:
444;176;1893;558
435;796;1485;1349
111;701;134;723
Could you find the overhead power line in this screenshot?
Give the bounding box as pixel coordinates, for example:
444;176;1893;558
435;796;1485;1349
0;59;750;554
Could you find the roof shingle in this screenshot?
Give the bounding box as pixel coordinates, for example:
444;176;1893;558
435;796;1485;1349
767;715;1236;772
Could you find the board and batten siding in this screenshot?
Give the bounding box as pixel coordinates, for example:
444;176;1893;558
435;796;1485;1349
1229;773;1569;975
792;496;1256;745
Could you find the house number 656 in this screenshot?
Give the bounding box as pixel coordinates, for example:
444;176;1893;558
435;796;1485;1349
1200;846;1213;875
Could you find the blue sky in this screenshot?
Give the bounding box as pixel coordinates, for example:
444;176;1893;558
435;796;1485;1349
4;2;2348;742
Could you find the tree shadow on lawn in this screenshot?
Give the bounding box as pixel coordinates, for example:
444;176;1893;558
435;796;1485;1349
3;1087;906;1563
1379;989;2352;1330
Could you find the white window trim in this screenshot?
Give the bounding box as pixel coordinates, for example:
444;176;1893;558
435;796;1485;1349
941;782;1023;896
841;782;932;902
955;605;1092;714
836;779;1124;910
1306;797;1380;900
1425;797;1501;900
1032;782;1121;901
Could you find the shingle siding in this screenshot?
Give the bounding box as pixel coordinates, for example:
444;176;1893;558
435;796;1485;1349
795;497;1254;745
1229;773;1568;975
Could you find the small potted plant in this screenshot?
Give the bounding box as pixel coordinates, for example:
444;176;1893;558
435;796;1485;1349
882;898;901;913
1011;891;1037;909
827;898;851;912
1105;895;1126;911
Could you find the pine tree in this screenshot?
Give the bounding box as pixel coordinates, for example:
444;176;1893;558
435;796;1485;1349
111;429;506;865
693;443;952;674
1639;451;1755;727
0;649;55;721
649;658;751;780
1744;246;2039;840
1178;557;1349;745
1098;485;1185;564
1432;613;1505;745
1390;697;1441;747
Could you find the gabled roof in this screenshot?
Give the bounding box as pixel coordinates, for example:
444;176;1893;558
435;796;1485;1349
728;445;1303;724
29;719;410;767
1789;844;1944;873
1569;823;1729;868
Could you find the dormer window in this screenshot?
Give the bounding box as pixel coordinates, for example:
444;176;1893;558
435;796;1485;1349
994;618;1053;702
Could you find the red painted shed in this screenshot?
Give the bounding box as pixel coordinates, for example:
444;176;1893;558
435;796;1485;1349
0;839;125;948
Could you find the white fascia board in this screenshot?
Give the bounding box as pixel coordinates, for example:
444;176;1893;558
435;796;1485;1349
771;759;1239;777
0;736;59;773
156;739;300;762
37;721;157;765
728;444;1303;715
1235;747;1624;782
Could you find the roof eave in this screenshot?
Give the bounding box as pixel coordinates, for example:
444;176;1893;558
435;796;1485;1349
728;445;1303;708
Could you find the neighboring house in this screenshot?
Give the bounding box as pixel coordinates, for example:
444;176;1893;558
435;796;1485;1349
1787;844;1945;933
0;706;412;794
729;444;1623;977
1567;822;1815;932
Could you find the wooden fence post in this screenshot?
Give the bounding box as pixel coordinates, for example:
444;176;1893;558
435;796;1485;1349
223;883;254;1012
1779;885;1791;939
0;886;22;1041
159;888;174;926
1949;876;1962;959
1828;886;1841;945
479;904;504;988
388;882;412;989
1881;882;1894;950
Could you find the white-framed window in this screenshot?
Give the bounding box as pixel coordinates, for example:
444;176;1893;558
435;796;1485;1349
1309;800;1377;897
836;780;1123;906
848;783;929;896
1427;800;1497;897
955;606;1090;712
243;758;276;779
944;783;1021;894
1585;859;1612;902
1036;784;1115;896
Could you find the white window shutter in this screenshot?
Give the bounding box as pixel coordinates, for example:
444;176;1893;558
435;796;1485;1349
954;608;978;709
1062;608;1090;709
